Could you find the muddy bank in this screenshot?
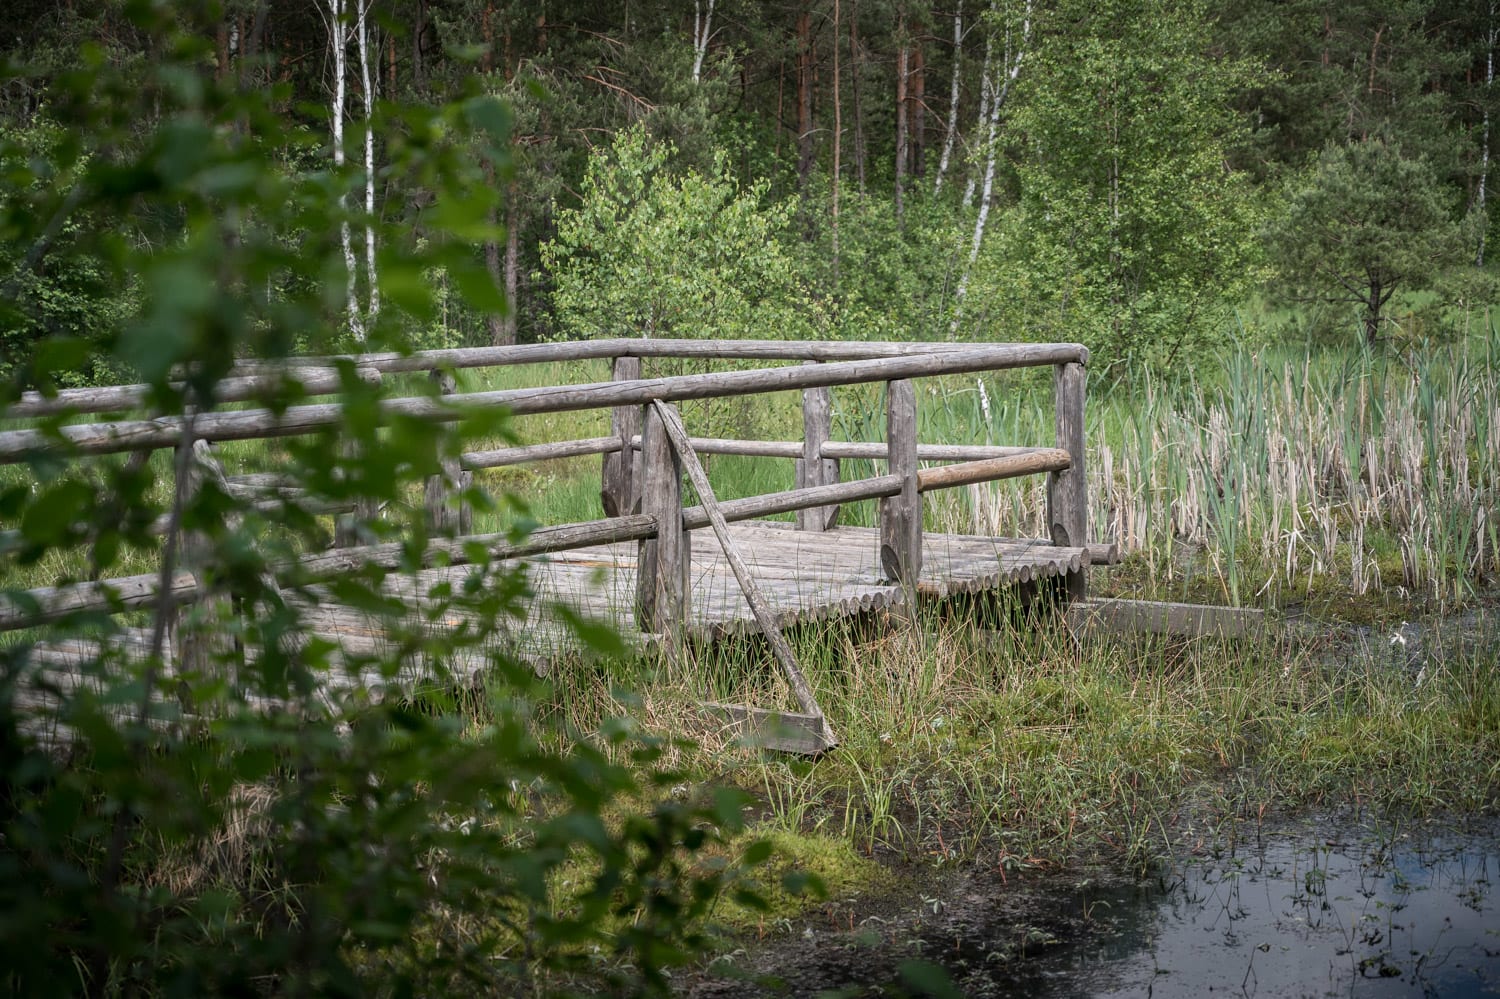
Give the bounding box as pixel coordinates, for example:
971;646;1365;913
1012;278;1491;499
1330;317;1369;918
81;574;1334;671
681;814;1500;998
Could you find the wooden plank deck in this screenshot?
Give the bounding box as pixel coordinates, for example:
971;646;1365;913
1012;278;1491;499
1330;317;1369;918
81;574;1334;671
23;523;1087;710
308;522;1088;670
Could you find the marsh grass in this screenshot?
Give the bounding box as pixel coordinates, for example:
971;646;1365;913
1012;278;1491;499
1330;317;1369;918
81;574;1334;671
493;594;1498;885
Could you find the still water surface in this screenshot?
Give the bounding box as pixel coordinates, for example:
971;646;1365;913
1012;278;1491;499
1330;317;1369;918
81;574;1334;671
1015;828;1498;997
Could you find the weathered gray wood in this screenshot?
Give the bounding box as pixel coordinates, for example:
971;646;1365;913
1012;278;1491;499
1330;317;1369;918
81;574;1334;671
914;449;1071;491
1066;598;1263;639
424;369;472;533
293;514;658;578
798;375;839;531
654;401;836;748
0;571;201;630
335;367;384;548
635;403;687;633
624;438;1056;462
700;702;834;755
6;367;376;418
879;379;922;583
174;442;229;680
465;436;621;470
227;338;1088;376
0;349;1088;464
1;517;659;632
1048;361;1088;600
823;442;1048;462
1085;542;1119;566
601;356;642;517
681;474;904;531
634;436;805;458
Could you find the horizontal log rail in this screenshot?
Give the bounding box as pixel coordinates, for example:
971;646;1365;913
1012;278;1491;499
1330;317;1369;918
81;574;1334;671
225;337;1087;376
0;347;1084;463
462;436;623;470
625;436;1052;463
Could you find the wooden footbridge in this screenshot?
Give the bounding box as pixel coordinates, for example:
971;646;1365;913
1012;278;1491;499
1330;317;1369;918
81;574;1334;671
1;339;1102;752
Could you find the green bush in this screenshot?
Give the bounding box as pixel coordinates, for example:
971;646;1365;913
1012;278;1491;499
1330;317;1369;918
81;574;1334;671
1;10;760;996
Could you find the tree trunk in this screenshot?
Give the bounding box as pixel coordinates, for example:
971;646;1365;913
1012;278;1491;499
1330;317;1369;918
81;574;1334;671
911;39;926;179
504;184;519;342
1365;276;1382;343
951;0;1030;336
693;0;716;83
851;5;866;190
1479;1;1495;266
934;1;962;194
355;0;378;325
895;19;908;224
326;0;364;341
412;0;426;93
832;0;842;288
797;9;815;192
961;25;993;209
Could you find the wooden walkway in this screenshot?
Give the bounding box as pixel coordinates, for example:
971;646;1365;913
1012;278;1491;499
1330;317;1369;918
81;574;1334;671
5;339;1097;752
304;522;1091;669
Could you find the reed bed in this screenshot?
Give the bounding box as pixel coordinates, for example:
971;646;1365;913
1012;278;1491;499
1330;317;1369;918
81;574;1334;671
936;331;1500;609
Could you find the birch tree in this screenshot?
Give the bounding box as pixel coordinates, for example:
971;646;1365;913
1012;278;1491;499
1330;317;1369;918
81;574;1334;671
692;0;716;84
951;0;1029;333
1478;0;1496;266
933;1;962;194
321;0;378;340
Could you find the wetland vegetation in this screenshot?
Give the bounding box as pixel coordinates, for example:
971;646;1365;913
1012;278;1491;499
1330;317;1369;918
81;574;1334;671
3;2;1499;996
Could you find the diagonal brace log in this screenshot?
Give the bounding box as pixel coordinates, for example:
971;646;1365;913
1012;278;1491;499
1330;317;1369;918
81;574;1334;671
651;400;837;751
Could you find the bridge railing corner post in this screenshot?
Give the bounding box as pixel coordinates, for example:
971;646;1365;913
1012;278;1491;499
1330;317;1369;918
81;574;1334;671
602;354;642;518
635;400;688;637
1047;358;1088;601
878;378;922;584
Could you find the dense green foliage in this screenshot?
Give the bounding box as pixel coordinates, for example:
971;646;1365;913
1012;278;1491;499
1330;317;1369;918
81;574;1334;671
2;0;1495;373
0;8;773;996
542;128;822;341
1269;138;1477;341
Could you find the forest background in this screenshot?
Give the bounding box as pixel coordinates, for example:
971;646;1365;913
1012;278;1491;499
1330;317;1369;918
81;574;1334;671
1;0;1496;375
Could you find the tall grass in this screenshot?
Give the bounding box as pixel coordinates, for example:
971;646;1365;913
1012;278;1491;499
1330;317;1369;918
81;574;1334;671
938;329;1500;609
531;603;1500;871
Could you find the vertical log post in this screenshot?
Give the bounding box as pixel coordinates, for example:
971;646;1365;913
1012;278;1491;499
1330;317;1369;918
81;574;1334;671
636;400;688;634
601;354;642;517
335;364;383;548
879;378;922;583
1048;360;1088;600
797;368;840;531
424;368;471;533
175;441;234;687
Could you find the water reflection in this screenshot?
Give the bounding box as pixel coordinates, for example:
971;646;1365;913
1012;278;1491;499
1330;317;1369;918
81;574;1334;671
1019;829;1498;997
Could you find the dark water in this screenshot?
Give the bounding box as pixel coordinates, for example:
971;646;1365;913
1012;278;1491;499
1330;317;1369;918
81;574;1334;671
1009;829;1499;998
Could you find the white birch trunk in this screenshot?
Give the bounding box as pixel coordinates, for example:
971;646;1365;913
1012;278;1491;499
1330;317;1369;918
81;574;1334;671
961;24;994;210
692;0;715;84
1479;2;1495;266
952;0;1030;336
355;0;379;323
934;1;963;195
325;0;364;341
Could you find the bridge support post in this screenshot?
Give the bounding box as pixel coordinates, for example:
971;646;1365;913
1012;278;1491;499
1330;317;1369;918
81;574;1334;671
424;369;472;534
602;354;641;517
636;400;689;634
797;370;839;531
879;378;922;583
1048;360;1088;600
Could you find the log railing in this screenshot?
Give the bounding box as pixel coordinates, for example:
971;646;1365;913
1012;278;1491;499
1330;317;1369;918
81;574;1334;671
0;339;1090;645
